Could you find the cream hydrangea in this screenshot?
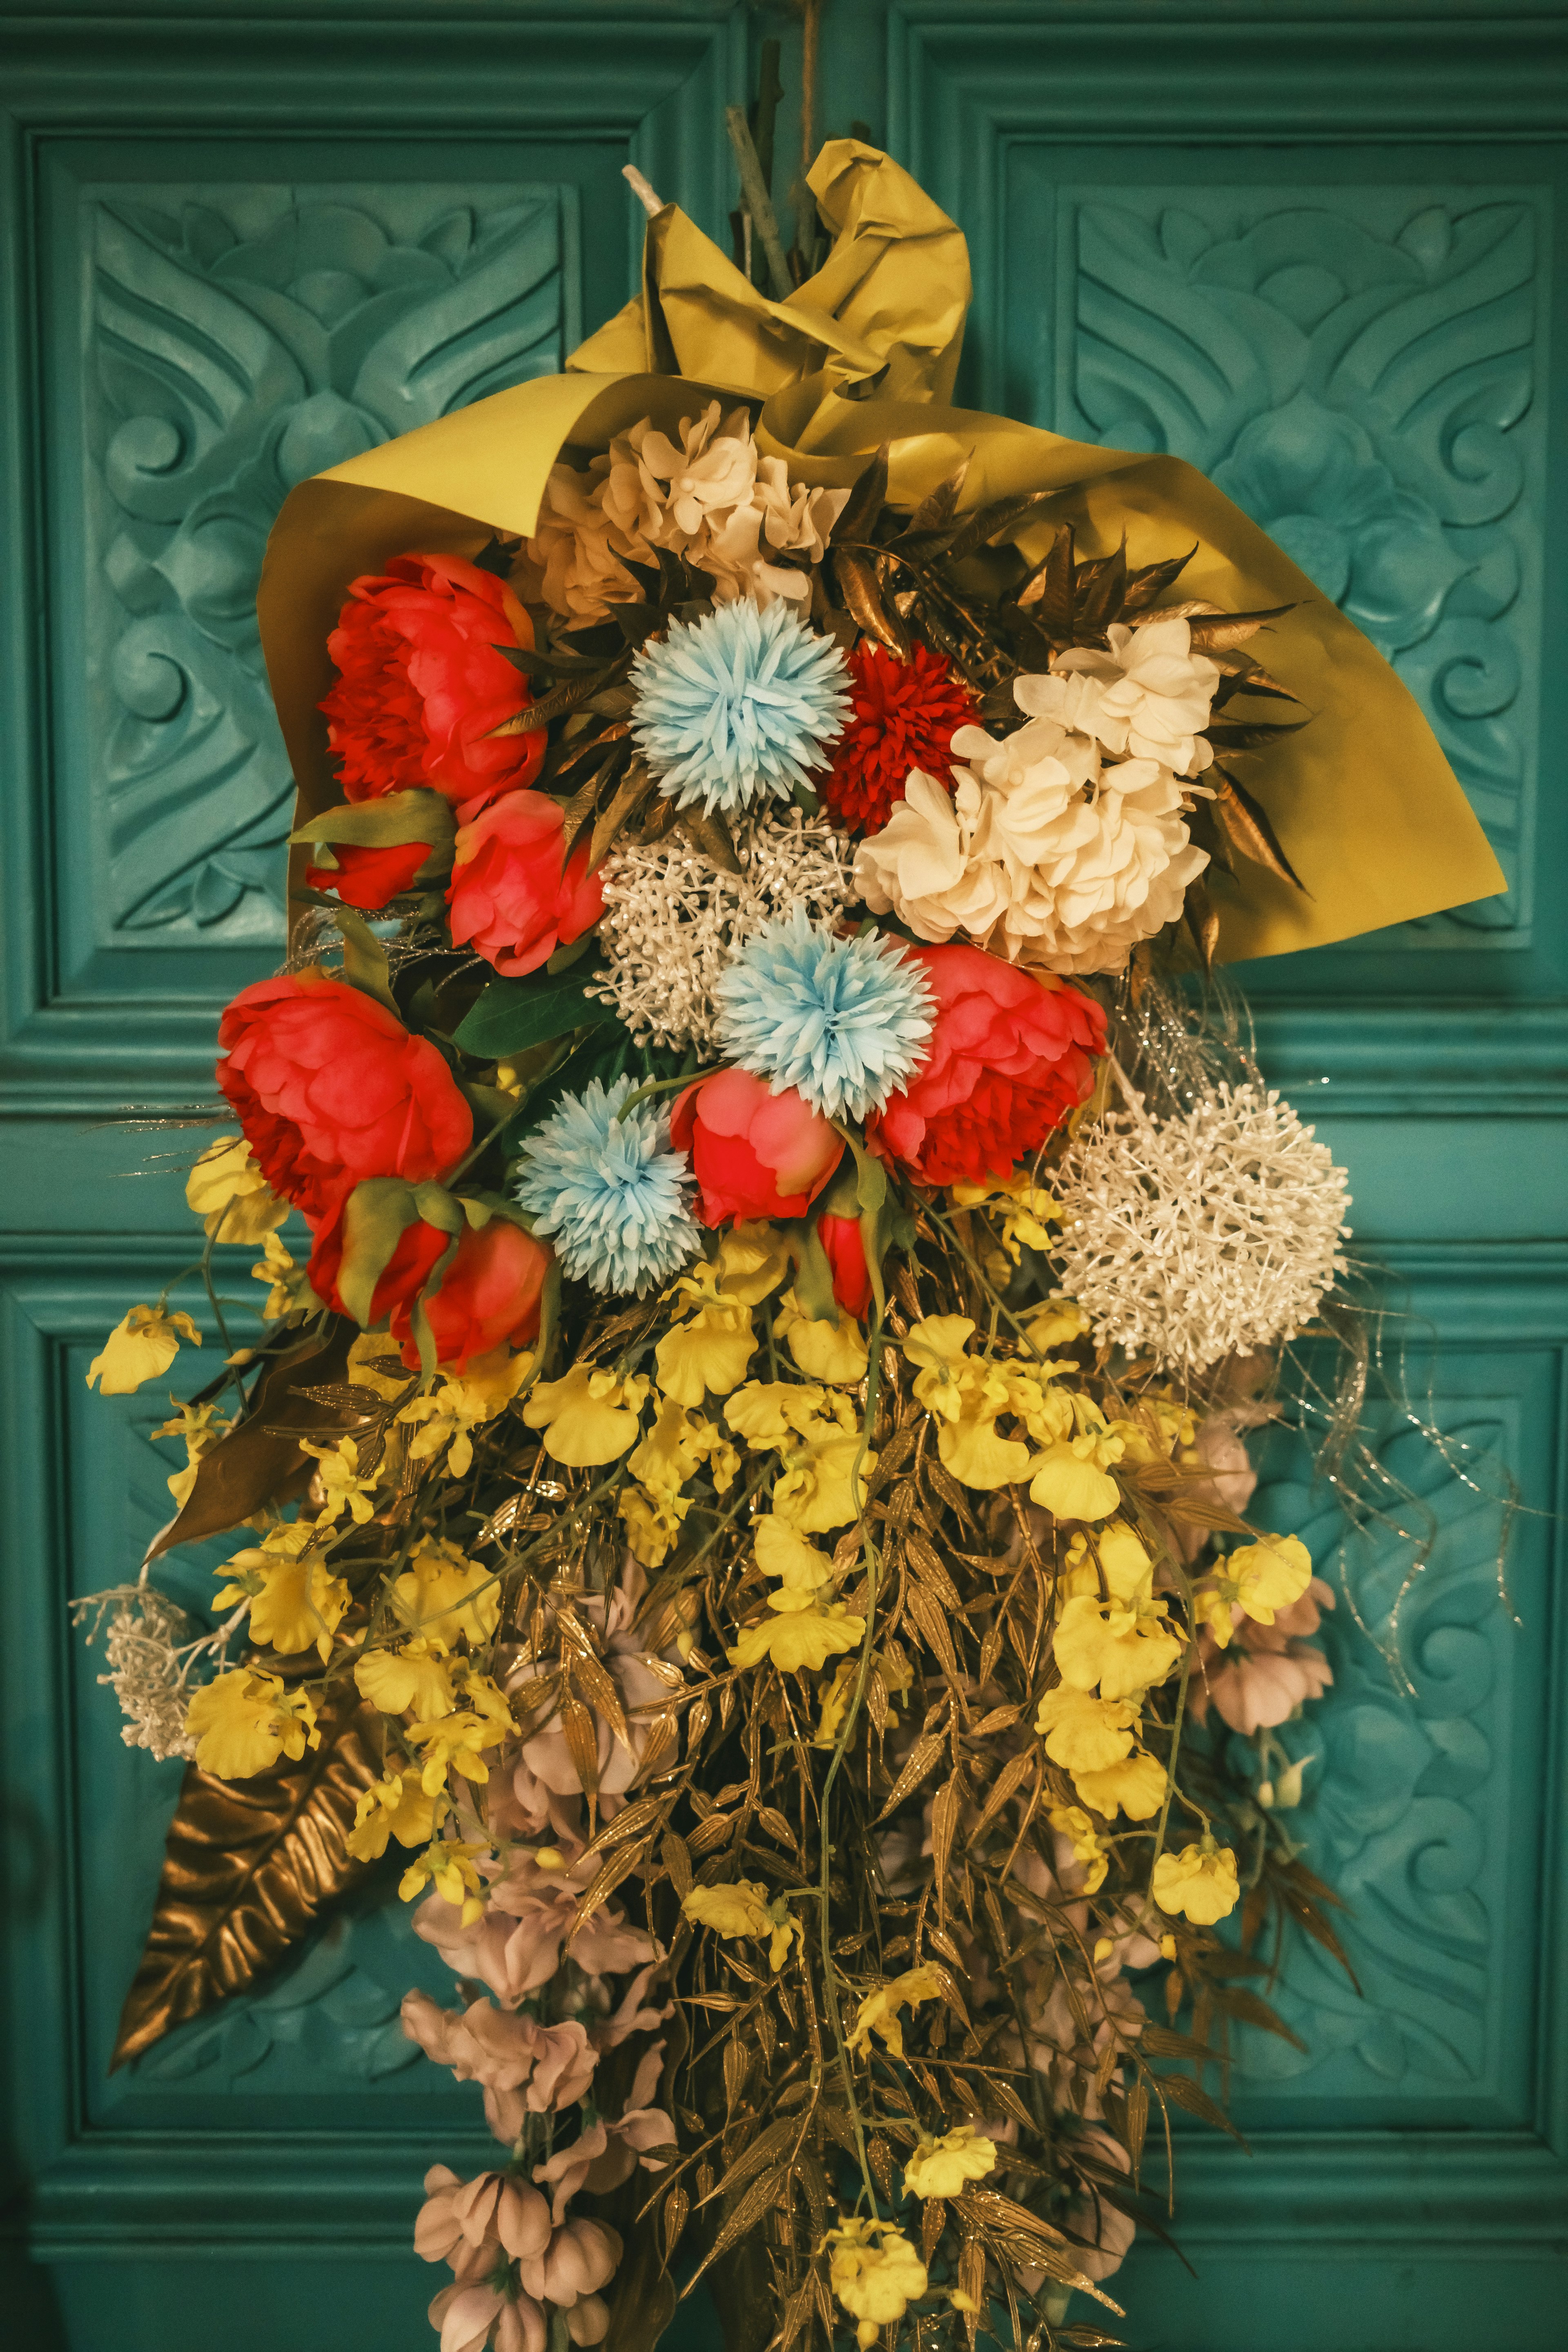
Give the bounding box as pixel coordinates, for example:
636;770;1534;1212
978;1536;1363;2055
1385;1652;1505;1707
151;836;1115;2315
525;401;848;624
853;677;1211;978
1017;615;1221;777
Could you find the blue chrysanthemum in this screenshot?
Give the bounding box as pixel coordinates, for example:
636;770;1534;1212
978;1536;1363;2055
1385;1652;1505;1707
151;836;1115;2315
631;600;850;816
716;907;935;1122
513;1076;700;1297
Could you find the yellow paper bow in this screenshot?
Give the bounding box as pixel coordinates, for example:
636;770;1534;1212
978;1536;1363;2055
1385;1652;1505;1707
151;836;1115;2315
259;141;1502;960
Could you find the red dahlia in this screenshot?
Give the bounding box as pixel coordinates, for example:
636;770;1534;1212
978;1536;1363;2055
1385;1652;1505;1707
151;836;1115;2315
820;642;976;832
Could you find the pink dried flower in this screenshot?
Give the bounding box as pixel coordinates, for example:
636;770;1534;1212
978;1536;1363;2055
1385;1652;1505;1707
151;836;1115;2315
1188;1575;1336;1735
401;1994;598;2141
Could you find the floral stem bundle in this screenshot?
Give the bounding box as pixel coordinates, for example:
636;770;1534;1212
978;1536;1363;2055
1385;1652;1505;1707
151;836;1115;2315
80;141;1503;2352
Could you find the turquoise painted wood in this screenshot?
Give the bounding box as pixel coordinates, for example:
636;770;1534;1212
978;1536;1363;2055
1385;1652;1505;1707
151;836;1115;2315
2;5;1564;2348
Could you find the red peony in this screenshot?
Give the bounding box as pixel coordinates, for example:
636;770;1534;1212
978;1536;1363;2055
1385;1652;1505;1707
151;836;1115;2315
670;1068;843;1227
819;642;976;832
216;971;474;1222
389;1217;551;1372
321;552;545;811
817;1210;873;1319
303;839;431;912
446;792;606;978
865;944;1105;1188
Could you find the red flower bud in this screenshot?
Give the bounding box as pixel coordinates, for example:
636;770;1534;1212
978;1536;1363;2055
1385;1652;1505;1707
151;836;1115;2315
816;1211;873;1319
446;791;606;979
670;1068;843;1227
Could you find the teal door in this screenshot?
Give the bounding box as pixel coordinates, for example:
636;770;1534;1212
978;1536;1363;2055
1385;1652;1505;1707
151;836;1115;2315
2;5;1563;2348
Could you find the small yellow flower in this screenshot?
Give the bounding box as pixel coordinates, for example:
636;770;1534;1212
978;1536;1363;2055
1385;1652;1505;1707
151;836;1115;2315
399;1836;489;1924
724;1379;831;1450
299;1435;378;1526
1153;1840;1241;1925
405;1707;503;1794
1035;1684;1140;1772
755;1514;834;1598
185;1668;319;1780
825;2218;927;2346
345;1768;437;1862
952;1170;1060;1261
682;1879;803;1972
654;1297;757;1405
774;1291;868;1386
728;1598;866;1675
391;1540;499;1652
522;1363;649;1466
247;1550;350;1662
1048;1803;1110;1893
345;1332;413;1398
153;1398;230;1510
1023;1296;1091;1351
1029;1435;1121;1521
904;2124;997;2200
399;1349;531;1478
619;1483;692;1567
1195;1534;1313;1647
185;1135;288;1243
846;1963;945;2060
813;1658;858;1749
354;1637;455;1721
1071;1749;1167;1821
87;1305;201;1396
1054;1590;1185;1701
251;1230;318;1322
713;1223;791;1304
771;1428;877;1532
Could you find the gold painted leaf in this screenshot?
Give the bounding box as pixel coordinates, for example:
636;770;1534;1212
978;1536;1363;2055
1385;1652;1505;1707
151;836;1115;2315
150;1321;353;1560
113;1696;381;2068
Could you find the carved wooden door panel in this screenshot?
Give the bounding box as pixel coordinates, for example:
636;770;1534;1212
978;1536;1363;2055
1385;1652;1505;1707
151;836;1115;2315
891;5;1568;2347
2;7;1563;2352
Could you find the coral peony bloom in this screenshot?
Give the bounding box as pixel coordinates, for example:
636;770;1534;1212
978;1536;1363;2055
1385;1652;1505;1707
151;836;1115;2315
447;792;606;979
304;838;432;912
321;552;544;810
217;971;473;1221
820;641;975;832
389;1218;552;1374
670;1067;843;1226
817;1209;872;1318
865;944;1105;1188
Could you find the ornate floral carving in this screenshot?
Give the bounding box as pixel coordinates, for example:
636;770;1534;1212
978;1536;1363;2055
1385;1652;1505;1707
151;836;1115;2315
1217;1409;1514;2094
1071;196;1540;936
85;186;567;939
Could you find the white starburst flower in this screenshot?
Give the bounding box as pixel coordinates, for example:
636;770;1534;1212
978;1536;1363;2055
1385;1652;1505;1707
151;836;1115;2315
588;809;856;1051
1051;1082;1352;1372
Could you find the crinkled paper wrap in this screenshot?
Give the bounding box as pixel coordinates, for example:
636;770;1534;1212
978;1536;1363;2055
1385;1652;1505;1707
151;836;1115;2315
258;140;1504;962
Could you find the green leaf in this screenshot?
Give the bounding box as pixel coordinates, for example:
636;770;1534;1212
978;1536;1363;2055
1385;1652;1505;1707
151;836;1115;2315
453;965;621;1060
334;1178;421;1328
289;790;454;855
331;907;399;1016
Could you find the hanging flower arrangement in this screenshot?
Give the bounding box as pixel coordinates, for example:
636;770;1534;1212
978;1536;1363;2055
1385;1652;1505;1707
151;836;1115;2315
76;136;1503;2352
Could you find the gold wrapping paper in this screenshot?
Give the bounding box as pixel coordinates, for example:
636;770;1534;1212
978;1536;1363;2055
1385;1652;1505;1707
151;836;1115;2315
258;140;1504;961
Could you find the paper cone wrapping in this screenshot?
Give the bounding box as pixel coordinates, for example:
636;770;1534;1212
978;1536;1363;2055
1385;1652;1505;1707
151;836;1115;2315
258;141;1504;962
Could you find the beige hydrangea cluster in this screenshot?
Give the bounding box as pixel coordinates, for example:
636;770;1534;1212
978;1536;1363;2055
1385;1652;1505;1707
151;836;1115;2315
854;616;1219;974
523;399;848;622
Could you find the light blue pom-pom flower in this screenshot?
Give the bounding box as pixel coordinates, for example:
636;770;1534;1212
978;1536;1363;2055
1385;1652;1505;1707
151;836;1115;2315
716;907;935;1123
631;600;850;815
513;1076;699;1297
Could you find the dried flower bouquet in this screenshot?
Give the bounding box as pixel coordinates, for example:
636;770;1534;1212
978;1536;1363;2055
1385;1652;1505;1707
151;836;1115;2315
78;141;1504;2352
